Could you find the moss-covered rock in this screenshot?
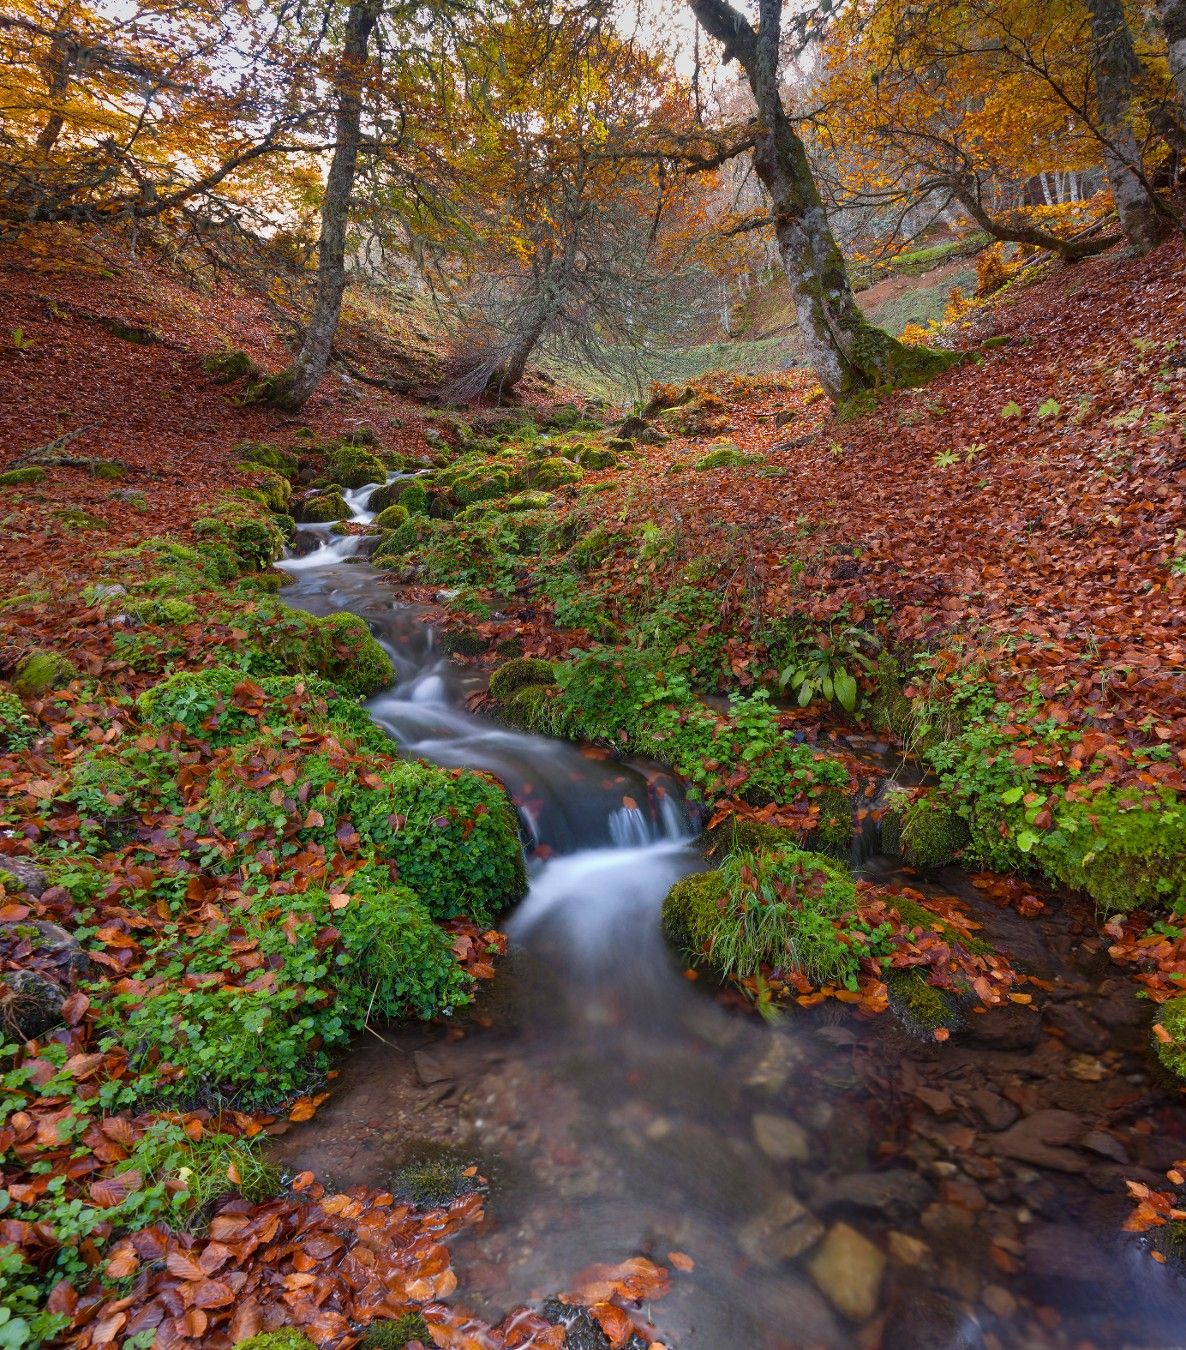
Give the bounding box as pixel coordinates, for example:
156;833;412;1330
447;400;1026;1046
307;612;393;697
299;491;351;523
1153;996;1186;1080
573;445;618;470
500;682;555;732
0;466;47;486
813;786;855;858
882;789;969;868
374;503;410;531
372;515;440;565
359;1314;433;1349
399;480;430;515
694;443;753;470
505;491;554;511
250;470;292;513
12;650;77;696
488;658;557;703
661;869;726;964
126;597;199;626
887;969;963;1038
194;508;287;567
324;446;387;489
237;442;299;478
202;348;257;384
533;457;584;490
704;816;799;857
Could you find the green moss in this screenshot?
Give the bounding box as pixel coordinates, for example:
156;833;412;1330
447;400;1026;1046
298;491;350;523
237;442;299;477
813;785;854;859
399;480;429;515
1037;788;1186;915
126;597;199;626
374;503;409;530
661;869;726;961
360;1314;433;1349
1153;997;1186;1079
13;650;77;696
324;446;386;489
365;480;408;513
0;466;47;486
441;628;485;657
56;506;105;529
391;1148;481;1207
250;470;292;512
883;789;969;868
231;1329;317;1350
505;491;554;511
693;443;752;470
372;515;440;565
887;969;962;1037
303;612;393;697
533;457;584;490
704;817;799;856
500;683;556;732
573;446;618;470
488;658;556;703
202;348;257;383
193;508;287;567
0;690;35;750
890;896;992;956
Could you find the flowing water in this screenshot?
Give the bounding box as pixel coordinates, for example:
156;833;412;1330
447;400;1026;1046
274;479;1186;1348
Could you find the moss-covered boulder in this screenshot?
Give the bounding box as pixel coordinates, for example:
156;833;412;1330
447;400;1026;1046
202;348;257;383
533;457;584;490
399;480;430;515
661;869;725;964
704;816;799;857
694;443;752;471
250;469;292;513
237;442;299;477
374;503;409;530
0;466;48;487
371;515;440;565
12;650;77;696
882;790;969;868
193;508;287;567
499;682;556;732
324;446;387;489
488;658;556;703
505;491;554;511
299;491;351;523
302;612;393;697
1154;997;1186;1080
887;969;963;1038
574;445;618;470
367;479;412;513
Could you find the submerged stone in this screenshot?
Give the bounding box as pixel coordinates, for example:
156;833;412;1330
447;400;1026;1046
807;1221;886;1321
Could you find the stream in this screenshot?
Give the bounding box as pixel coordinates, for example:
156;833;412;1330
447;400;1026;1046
273;479;1186;1348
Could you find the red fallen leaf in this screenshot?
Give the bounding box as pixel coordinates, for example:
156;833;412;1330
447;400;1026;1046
292;1170;316;1191
933;1027;950;1042
105;1244;140;1278
192;1278;235;1308
60;991;90;1025
165;1249;205;1281
89;1169;142;1207
667;1251;694;1272
589;1301;635;1347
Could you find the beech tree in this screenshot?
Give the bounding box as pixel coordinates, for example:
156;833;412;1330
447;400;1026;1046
683;0;955;402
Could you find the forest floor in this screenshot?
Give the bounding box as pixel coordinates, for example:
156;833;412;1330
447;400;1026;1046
2;225;1185;1347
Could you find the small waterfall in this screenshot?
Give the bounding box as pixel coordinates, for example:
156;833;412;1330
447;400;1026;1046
608;804;653;848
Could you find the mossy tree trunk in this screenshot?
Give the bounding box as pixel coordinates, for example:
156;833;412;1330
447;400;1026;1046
266;0;379;412
1159;0;1186;107
686;0;957;402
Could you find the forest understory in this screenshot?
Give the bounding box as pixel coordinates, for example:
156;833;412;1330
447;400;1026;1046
2;217;1186;1349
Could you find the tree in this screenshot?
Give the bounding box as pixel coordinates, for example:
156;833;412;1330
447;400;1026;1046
683;0;955;402
1159;0;1186;104
264;0;381;411
436;20;705;400
0;0;311;233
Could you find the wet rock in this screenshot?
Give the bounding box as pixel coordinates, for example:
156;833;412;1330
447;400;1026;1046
1093;985;1149;1031
737;1192;824;1267
882;1288;979;1349
1;918;90;977
616;415;648;440
413;1050;454;1087
968;1088;1019;1131
747;1275;843;1347
540;1299;646;1350
963;1004;1042;1051
887;1231;932;1268
0;858;48;898
981;1284;1017;1320
2;968;66;1038
914;1086;956;1118
807;1221;886;1322
1066;1055;1108;1082
990;1109;1086;1174
752;1113;811;1162
1044;1002;1109;1053
744;1038;799;1092
813;1169;932;1217
1080;1129;1129;1163
1022;1223;1117;1299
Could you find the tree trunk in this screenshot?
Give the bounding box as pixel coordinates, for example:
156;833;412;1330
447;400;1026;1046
1158;0;1186;107
686;0;956;401
954;184;1123;259
266;0;379;411
1085;0;1167;251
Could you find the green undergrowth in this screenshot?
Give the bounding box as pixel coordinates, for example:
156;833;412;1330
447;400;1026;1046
0;479;528;1327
